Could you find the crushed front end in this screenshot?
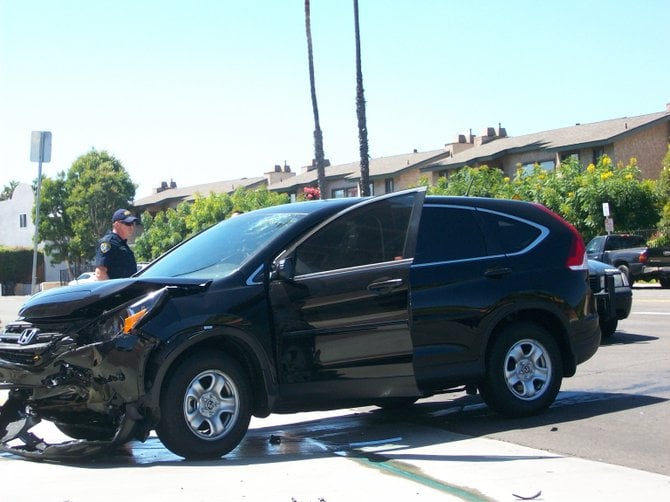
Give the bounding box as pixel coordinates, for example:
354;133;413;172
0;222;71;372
0;286;167;460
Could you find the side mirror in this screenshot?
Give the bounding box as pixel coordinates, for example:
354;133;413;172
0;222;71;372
271;255;295;281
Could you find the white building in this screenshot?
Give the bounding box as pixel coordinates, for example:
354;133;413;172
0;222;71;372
0;183;63;292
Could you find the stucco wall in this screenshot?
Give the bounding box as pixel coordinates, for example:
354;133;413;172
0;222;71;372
0;183;34;247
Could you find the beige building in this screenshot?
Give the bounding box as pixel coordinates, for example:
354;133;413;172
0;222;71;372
132;105;670;213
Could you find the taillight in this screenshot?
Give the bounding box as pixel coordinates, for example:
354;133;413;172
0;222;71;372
639;249;648;264
533;203;587;270
565;234;587;270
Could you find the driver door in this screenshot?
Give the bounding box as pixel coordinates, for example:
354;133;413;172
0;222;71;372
269;190;424;402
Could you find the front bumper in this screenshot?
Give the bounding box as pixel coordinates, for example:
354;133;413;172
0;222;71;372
0;327;158;461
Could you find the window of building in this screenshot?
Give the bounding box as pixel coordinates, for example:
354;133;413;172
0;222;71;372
521;160;555;174
19;214;27;228
592;148;604;165
560;152;580;163
384;178;394;193
331;187;359;198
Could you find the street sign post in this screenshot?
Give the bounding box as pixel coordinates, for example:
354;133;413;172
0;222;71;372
30;131;52;294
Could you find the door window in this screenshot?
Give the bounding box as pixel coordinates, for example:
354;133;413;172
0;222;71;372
294;194;416;275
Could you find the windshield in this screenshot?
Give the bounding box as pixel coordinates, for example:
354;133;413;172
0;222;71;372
138;210;306;279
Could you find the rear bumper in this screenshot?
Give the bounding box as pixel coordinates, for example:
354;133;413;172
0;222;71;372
640;266;670;280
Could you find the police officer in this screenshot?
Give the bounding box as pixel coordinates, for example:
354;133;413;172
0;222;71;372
94;208;139;280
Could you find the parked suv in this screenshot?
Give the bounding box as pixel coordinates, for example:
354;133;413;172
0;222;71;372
588;259;632;337
0;189;600;461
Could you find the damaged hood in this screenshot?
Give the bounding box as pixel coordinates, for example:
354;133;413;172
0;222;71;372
18;277;211;321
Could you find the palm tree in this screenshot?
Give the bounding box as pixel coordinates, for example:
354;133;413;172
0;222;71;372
304;0;327;199
354;0;370;196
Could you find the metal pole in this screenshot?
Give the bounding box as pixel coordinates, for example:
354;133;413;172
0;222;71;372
30;146;44;295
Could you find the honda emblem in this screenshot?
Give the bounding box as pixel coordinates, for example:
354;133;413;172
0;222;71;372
17;328;39;345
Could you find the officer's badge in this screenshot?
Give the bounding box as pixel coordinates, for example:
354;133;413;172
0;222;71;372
100;242;111;254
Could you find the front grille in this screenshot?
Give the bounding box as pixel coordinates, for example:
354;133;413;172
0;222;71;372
0;322;68;367
589;275;601;293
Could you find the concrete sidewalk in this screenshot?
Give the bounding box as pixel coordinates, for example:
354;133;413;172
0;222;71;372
1;398;669;501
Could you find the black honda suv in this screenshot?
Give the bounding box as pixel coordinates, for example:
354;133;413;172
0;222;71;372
0;188;600;460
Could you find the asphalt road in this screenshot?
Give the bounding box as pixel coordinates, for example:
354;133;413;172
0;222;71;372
1;286;669;501
421;284;670;476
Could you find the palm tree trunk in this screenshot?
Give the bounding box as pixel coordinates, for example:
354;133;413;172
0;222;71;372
354;0;370;196
304;0;327;199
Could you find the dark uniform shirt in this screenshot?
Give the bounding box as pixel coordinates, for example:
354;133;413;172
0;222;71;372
94;231;137;279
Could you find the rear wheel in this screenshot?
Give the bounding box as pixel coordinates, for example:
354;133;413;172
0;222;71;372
156;351;252;459
479;322;562;417
660;278;670;289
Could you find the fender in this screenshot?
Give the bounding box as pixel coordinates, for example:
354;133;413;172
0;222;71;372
140;324;279;418
477;295;575;373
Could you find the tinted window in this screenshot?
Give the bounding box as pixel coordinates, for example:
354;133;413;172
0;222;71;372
479;210;541;254
415;206;487;263
605;235;645;250
294;195;414;274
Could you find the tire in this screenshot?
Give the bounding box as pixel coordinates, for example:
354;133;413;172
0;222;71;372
156;351;252;459
660;278;670;289
55;422;116;441
599;317;618;338
617;265;632;285
479;322;562;417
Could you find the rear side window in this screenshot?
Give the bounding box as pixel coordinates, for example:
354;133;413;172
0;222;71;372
478;210;542;254
415;206;487;263
605;235;645;250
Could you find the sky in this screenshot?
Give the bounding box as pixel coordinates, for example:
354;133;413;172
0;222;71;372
1;0;669;199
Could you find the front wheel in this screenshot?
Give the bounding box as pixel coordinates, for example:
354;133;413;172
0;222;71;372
599;317;618;338
660;278;670;289
617;265;632;285
156;351;252;459
479;322;562;417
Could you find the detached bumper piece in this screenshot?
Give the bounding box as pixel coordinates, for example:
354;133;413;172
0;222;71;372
0;396;128;461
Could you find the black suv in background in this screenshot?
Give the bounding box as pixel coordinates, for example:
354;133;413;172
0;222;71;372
588;259;633;337
0;189;600;461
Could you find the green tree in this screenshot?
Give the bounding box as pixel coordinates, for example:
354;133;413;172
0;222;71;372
426;166;508;197
0;180;20;201
134;188;289;261
650;144;670;246
541;156;659;241
36;149;136;275
423;155;659;242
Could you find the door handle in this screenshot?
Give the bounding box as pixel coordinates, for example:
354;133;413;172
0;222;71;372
484;267;512;278
367;278;404;294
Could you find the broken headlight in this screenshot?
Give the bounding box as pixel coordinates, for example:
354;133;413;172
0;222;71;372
97;288;167;341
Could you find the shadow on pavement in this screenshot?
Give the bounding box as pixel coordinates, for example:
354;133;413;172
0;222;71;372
601;331;658;345
7;388;662;468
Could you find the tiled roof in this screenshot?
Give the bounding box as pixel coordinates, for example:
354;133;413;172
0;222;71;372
270;149;447;190
429;111;670;170
133;177;266;208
